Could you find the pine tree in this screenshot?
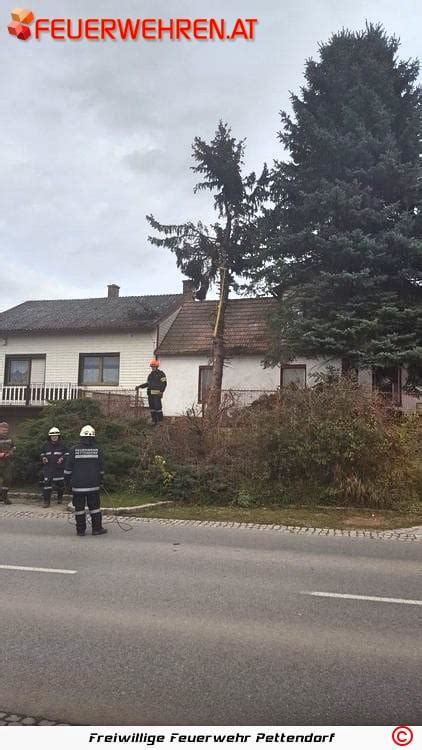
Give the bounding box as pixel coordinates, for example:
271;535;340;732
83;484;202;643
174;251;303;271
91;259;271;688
147;121;267;413
255;24;422;383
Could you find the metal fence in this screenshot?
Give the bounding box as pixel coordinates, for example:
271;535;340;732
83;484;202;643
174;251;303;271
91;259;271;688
220;389;279;410
80;387;146;418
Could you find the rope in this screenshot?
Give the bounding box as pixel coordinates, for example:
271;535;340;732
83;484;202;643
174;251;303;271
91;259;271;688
101;486;133;533
66;487;133;533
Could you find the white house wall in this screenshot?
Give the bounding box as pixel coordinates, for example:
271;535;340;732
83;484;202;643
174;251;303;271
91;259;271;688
162;355;281;417
0;331;157;389
161;355;340;416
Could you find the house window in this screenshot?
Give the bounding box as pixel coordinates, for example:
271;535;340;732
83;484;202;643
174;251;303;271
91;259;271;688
198;366;212;403
281;364;306;388
4;356;46;386
5;357;31;385
79;354;120;386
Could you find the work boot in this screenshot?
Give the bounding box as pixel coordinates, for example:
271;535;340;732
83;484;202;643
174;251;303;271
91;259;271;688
57;492;63;504
75;514;86;536
91;510;107;535
42;499;50;508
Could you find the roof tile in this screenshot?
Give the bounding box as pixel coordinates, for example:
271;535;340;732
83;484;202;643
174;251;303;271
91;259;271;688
159;299;277;355
0;295;183;334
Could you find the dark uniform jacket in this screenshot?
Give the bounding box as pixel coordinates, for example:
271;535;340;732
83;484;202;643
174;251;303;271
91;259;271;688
141;369;167;397
64;439;104;494
40;440;68;481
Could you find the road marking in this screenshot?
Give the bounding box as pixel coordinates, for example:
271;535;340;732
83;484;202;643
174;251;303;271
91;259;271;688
0;564;77;575
302;591;422;606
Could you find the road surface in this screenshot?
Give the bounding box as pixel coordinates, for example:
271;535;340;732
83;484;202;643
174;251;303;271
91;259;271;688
0;510;421;725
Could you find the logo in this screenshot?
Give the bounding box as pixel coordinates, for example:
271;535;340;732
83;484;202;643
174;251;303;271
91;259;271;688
392;726;414;747
7;7;34;40
5;9;257;42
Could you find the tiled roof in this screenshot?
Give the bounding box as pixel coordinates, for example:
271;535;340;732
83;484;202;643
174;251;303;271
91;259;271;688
159;299;278;355
0;295;183;334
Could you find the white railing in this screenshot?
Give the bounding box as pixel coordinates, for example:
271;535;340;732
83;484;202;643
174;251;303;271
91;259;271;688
0;383;80;406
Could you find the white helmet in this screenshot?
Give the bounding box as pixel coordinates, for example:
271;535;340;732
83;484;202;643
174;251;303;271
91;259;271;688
80;424;96;437
48;427;61;436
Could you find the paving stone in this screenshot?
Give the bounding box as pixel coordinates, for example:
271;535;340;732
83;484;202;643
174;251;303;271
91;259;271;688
0;712;6;718
0;721;7;725
38;720;56;725
21;717;37;725
5;715;21;722
0;507;419;542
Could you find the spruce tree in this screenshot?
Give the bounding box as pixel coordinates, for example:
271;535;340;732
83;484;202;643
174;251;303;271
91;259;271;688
255;24;422;382
147;121;267;413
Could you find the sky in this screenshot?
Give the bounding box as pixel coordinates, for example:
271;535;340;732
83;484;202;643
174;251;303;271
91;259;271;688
1;0;421;311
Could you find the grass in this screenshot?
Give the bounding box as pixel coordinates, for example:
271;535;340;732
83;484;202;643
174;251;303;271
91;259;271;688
101;491;163;508
101;494;422;529
11;487;422;529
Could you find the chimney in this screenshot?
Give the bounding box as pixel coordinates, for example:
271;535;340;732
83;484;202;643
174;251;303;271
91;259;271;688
107;284;120;299
182;279;196;299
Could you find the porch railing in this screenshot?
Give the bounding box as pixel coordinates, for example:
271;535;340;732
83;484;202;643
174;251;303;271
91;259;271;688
0;384;146;414
0;383;81;406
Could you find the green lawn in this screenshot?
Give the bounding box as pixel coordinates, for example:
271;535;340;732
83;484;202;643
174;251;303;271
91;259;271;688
11;487;422;529
100;494;422;530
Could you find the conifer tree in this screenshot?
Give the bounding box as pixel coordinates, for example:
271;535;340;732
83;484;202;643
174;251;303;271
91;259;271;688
255;24;422;382
147;121;267;413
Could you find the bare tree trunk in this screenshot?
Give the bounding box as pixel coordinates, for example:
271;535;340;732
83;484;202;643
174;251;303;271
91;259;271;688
206;267;230;418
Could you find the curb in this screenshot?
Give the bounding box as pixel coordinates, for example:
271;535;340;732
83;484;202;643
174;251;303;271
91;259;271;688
0;710;70;726
8;493;172;515
5;493;422;541
0;506;420;541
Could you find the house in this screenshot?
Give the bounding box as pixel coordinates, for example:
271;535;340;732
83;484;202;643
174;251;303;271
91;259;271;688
157;299;340;414
0;283;188;412
0;282;420;417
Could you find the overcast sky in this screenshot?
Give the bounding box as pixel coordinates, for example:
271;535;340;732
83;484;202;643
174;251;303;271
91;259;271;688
1;0;421;310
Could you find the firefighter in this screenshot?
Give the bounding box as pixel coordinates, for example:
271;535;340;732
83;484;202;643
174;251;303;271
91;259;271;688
40;427;68;508
0;421;15;505
138;358;167;425
64;424;107;537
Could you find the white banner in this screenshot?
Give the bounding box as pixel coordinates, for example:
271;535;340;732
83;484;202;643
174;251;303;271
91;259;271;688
0;725;419;750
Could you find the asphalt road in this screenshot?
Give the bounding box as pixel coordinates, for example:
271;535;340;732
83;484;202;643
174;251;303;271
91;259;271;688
0;511;421;725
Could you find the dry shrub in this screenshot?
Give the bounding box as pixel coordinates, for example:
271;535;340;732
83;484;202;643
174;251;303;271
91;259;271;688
133;380;419;508
225;380;416;508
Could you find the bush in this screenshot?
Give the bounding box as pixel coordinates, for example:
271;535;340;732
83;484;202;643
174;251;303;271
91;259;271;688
11;399;149;492
225;380;417;508
11;384;421;509
127;380;419;508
